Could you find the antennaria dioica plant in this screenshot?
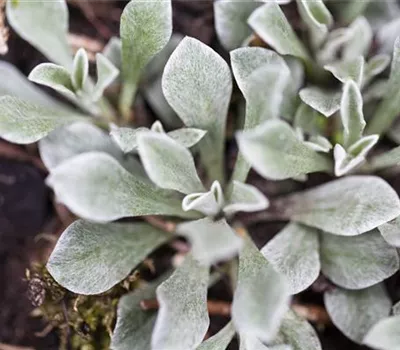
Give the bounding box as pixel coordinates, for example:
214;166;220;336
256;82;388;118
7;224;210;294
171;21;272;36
3;0;400;349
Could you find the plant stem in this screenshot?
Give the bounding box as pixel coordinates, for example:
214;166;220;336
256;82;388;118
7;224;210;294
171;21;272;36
119;82;137;124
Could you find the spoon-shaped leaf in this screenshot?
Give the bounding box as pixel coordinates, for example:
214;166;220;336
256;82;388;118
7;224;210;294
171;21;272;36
47;220;171;294
47;152;191;221
152;255;209;350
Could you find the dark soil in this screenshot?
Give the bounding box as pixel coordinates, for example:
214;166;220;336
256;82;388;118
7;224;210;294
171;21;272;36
0;1;395;349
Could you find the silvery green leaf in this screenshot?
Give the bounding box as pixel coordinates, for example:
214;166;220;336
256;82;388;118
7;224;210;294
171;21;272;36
111;278;162;350
239;336;269;350
248;3;310;62
232;237;290;343
231;47;290;129
47;152;190;221
364;54;391;85
333;144;365;177
6;0;72;67
236;119;332;180
281;58;304;120
177;218;243;266
197;322;235;350
143;35;183;128
324;56;365;87
230;47;290;183
320;229;399;289
103;37;122;70
377;17;400;54
299;87;341;117
167;128;207;148
364;1;399;30
0;61;63;109
224;181;269;215
214;0;260;51
378;217;400;247
331;0;371;25
304;135;332;153
293;103;326;136
182;181;224;217
296;0;333;48
110;125;148;153
152;255;209;350
363;315;400;350
363;79;388;103
393;301;400;315
92;53;119;101
284;176;400;236
120;0;172;116
274;310;322;350
261;223;320;295
341;80;365;147
72;48;89;91
47;220;170;294
333;135;378;176
163;37;232;183
137;132;204;194
342;17;373;61
39;122;145;179
324;284;392;343
0;96;85;144
367;37;400;135
317;28;352;64
28;63;76;101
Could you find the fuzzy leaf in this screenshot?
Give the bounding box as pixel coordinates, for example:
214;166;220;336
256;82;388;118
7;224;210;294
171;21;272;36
28;63;76;100
364;54;391;84
364;315;400;350
281;58;304;120
378;217;400;247
230;47;290;182
167;128;207;148
231;47;290;129
237;120;331;180
197;322;235;350
0;61;63;109
47;152;190;221
293;103;326;136
224;181;269;215
182;181;224;217
39;122;145;179
152;255;209;350
137;132;204;194
367;37;400;135
275;310;322;350
120;0;172;106
103;37;122;70
341;80;365;147
47;220;170;294
72;48;89;91
111;279;161;350
214;0;260;51
0;96;85;144
110;126;147;153
320;229;399;289
324;56;365;87
93;53;119;101
232;237;290;343
296;0;332;47
6;0;72;67
324;284;392;344
393;301;400;316
304;135;332;153
177;218;243;266
261;223;320;295
248;3;310;61
299;87;341;117
284;176;400;236
162;37;232;183
342;17;373;61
